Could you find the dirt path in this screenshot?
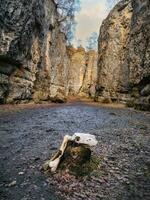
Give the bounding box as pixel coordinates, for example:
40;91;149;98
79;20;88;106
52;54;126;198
0;102;150;200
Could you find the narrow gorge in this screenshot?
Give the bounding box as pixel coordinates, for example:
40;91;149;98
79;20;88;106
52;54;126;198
0;0;149;111
0;0;70;104
0;1;150;200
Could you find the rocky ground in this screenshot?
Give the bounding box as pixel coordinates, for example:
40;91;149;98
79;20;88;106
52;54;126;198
0;101;150;200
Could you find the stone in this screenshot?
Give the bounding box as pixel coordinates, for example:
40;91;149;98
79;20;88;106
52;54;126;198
49;86;67;103
8;180;17;187
18;172;24;175
56;142;92;176
140;84;150;97
0;74;9;103
134;96;150;111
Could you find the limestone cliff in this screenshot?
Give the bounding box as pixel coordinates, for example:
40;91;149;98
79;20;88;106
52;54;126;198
126;0;150;110
0;0;69;104
97;0;150;110
67;47;97;98
97;0;132;103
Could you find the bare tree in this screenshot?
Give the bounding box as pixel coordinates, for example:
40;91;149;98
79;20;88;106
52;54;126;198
54;0;81;44
86;32;98;51
106;0;120;10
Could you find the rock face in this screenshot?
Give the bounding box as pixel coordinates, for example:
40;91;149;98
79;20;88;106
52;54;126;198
0;0;98;104
127;0;150;110
0;0;69;104
68;47;97;98
97;0;133;103
1;0;149;109
97;0;150;110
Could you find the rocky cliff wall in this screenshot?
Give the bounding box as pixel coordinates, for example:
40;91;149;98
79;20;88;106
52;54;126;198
97;0;150;110
126;0;150;110
0;0;69;104
67;47;97;98
97;0;132;103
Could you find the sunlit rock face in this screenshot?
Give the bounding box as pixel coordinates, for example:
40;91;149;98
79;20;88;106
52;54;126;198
0;0;69;104
97;0;150;110
97;0;132;103
127;0;150;110
67;47;97;98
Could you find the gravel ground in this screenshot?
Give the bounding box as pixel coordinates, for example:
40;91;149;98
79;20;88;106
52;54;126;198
0;102;150;200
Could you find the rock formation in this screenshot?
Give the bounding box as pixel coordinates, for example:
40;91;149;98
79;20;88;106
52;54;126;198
0;0;149;111
126;0;150;110
67;47;97;98
0;0;69;104
0;0;98;104
97;0;132;103
97;0;150;110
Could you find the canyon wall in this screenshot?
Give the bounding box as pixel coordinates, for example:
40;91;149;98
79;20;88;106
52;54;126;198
97;0;150;110
0;0;69;104
0;0;98;104
67;47;97;98
1;0;149;109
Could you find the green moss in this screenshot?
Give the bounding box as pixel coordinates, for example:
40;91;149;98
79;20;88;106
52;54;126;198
57;142;101;177
59;154;100;177
72;155;100;177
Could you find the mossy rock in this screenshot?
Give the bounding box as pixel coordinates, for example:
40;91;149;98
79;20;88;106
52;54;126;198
33;91;49;103
58;141;100;177
126;98;135;107
50;95;67;103
68;155;100;177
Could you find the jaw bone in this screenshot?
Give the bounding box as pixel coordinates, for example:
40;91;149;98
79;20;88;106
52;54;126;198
48;133;98;172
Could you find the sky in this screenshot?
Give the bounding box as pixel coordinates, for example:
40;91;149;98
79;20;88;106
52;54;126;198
73;0;118;47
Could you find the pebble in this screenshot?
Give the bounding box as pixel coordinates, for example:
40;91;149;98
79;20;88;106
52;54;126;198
8;180;17;187
18;172;24;175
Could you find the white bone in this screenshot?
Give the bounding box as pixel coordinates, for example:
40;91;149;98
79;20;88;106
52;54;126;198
49;135;71;172
71;133;98;147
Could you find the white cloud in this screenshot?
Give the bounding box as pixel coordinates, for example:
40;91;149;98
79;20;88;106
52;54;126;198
73;0;111;47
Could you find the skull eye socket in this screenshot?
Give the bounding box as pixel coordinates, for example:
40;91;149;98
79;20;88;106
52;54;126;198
75;136;80;142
